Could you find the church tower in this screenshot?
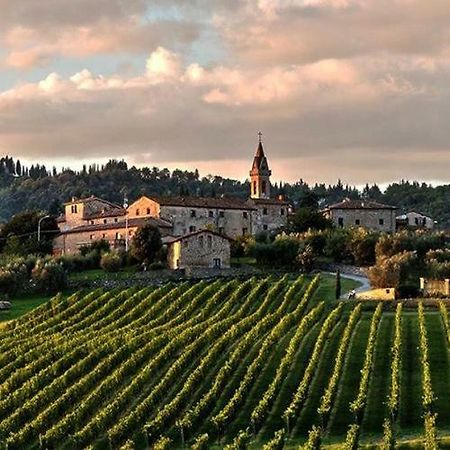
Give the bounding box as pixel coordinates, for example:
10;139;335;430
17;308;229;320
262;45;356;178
250;132;271;199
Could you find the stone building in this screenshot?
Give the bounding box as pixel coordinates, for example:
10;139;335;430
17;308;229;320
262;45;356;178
54;196;172;254
54;136;290;256
125;137;289;237
166;230;231;270
396;211;435;230
323;198;397;232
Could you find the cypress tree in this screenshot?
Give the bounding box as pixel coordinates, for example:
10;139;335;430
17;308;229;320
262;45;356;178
336;270;341;300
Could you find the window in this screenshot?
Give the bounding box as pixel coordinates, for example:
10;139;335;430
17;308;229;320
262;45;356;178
71;205;78;214
199;235;204;247
136;209;140;216
338;217;344;227
114;218;118;223
213;258;221;268
218;227;224;234
103;219;107;224
253;181;257;195
207;235;213;248
263;225;268;231
242;228;248;236
90;220;94;225
115;232;121;239
90;234;94;240
102;233;106;239
263;208;268;215
355;219;360;225
280;208;285;216
146;208;151;215
183;239;189;248
379;218;384;226
262;180;267;194
190;209;196;218
219;211;225;218
208;210;214;218
243;211;248;219
189;225;196;233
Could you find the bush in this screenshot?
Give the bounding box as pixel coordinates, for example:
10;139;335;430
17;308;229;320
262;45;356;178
0;260;28;296
368;251;419;296
100;252;122;273
32;259;67;294
149;261;166;271
79;239;110;256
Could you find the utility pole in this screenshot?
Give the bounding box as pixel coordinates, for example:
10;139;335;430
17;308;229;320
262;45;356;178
123;195;129;252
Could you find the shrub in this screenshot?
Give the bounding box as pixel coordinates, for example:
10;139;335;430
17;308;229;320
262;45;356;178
0;260;28;296
100;252;122;273
31;259;67;294
79;239;110;256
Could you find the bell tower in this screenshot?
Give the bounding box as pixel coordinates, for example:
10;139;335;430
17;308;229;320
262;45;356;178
250;132;271;199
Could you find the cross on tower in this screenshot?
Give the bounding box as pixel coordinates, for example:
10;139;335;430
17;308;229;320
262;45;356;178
258;131;263;143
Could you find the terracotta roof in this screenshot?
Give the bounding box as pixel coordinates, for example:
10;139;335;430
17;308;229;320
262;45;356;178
166;229;233;244
248;197;290;206
148;195;256;210
63;196;125;220
61;217;172;234
327;198;397;210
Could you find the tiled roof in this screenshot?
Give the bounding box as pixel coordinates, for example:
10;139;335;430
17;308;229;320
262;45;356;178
61;217;172;234
63;196;125;220
327;198;397;210
248;197;290;206
149;195;256;210
165;229;233;244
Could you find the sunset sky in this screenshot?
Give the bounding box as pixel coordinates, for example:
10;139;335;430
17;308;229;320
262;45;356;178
1;0;450;185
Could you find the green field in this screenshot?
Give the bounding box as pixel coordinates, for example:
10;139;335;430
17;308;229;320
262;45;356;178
0;275;449;450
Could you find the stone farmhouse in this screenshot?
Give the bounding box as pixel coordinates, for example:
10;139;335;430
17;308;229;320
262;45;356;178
396;211;435;230
323;198;397;232
54;138;290;256
166;230;232;270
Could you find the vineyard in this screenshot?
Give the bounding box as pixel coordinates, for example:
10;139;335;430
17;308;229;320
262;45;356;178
0;275;450;449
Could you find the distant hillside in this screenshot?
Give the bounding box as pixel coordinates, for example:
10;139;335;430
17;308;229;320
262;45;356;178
0;156;449;228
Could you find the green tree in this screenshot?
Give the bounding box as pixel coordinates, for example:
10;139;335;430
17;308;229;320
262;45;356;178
131;224;163;264
0;211;58;256
288;207;333;233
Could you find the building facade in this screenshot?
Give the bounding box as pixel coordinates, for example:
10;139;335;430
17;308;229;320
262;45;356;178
323;199;397;232
396;211;435;230
166;230;231;270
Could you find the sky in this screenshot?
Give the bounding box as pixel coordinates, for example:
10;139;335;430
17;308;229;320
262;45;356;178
1;0;450;185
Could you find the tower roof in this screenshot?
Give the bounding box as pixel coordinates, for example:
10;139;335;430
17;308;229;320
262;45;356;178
252;141;266;170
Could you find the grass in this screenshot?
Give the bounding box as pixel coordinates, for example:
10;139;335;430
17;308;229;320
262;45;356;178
326;313;372;438
0;292;55;322
68;266;138;281
360;314;394;440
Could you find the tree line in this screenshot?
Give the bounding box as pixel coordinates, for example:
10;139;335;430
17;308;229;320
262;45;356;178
0;156;449;227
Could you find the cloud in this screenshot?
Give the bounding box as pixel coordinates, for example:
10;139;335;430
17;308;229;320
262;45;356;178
0;1;199;69
1;47;450;184
1;1;450;183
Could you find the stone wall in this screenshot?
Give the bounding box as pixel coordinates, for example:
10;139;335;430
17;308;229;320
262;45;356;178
329;208;396;232
253;203;288;234
168;231;231;269
54;225;137;254
161;205;252;238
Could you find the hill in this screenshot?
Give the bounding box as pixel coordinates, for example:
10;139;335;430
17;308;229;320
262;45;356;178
0;275;449;449
0;156;449;228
